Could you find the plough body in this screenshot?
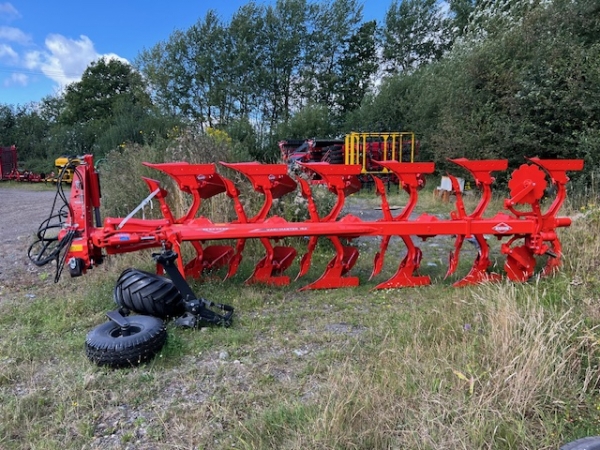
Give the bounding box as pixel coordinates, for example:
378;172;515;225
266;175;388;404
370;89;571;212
60;155;583;289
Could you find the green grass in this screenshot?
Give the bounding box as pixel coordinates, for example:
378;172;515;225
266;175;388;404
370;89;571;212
1;190;599;449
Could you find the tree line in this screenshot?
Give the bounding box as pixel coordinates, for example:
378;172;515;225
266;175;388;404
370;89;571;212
0;0;598;183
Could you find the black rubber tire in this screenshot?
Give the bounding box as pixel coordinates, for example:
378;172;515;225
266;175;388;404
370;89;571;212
560;437;600;450
114;268;185;318
85;315;167;368
328;157;343;164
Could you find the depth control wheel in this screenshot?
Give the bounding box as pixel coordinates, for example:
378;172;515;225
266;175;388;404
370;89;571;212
114;268;185;318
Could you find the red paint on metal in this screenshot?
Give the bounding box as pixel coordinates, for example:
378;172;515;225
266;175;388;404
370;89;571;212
58;155;583;290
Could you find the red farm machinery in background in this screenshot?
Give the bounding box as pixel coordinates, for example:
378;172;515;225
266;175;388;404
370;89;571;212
0;145;18;181
0;145;48;182
280;131;419;184
33;153;583;290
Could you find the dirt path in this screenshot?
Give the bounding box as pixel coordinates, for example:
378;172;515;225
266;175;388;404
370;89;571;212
0;186;62;284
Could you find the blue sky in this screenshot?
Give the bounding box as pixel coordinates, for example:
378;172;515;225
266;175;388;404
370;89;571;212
0;1;391;107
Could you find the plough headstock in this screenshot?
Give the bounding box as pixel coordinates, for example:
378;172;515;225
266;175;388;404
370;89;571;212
54;155;582;290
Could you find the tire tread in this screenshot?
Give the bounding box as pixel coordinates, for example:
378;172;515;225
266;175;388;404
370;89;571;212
85;315;167;368
560;437;600;450
114;268;184;318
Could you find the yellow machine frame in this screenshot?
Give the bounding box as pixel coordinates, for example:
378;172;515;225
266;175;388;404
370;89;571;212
344;132;417;174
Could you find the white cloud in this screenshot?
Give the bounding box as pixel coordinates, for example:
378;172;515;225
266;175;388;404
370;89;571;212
0;25;31;44
0;2;20;21
0;2;127;97
24;34;128;88
0;42;17;60
3;71;27;87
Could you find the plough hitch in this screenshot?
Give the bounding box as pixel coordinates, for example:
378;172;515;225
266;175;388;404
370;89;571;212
44;155;583;290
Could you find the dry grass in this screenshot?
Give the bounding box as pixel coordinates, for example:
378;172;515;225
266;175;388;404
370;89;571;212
234;281;596;450
2;145;599;449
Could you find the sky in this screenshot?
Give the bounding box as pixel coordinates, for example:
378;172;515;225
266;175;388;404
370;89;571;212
0;0;390;107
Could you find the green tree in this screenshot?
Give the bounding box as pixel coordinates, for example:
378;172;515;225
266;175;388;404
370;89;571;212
0;103;51;169
226;3;266;120
337;20;379;115
134;41;175;114
38;95;65;124
61;57;150;126
303;0;363;108
137;11;227;128
260;0;311;128
345;74;415;134
370;0;600;178
447;0;477;38
382;0;451;73
225;116;260;161
55;57;153;154
0;105;16;145
275;103;337;141
12;104;49;162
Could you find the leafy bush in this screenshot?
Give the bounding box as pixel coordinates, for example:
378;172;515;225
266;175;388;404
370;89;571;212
99;144;163;219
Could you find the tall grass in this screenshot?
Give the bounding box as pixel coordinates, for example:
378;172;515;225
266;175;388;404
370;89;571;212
236;281;597;449
2;149;600;449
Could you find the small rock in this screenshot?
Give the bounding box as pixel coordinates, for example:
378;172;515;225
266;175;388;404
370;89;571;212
219;351;229;360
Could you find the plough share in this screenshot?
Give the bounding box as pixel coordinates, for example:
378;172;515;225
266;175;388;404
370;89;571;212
53;155;582;289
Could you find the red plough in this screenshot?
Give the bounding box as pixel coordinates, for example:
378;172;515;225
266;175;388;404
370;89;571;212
50;154;582;289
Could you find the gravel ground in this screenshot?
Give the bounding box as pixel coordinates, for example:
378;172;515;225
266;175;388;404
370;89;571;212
0;186;62;285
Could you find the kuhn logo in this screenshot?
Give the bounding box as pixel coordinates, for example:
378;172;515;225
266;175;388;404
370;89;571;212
492;223;512;233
